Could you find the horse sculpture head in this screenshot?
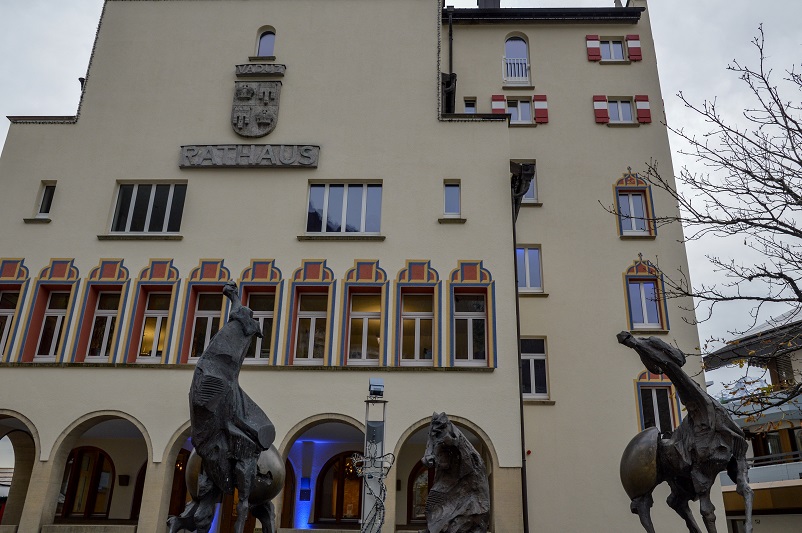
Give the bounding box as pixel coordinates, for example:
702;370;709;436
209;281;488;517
423;411;458;469
617;331;686;375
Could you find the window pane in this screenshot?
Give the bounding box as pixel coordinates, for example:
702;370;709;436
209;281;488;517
454;294;485;313
351;294;380;313
140;317;158;357
600;41;611;60
0;292;19;310
191;317;208;357
520;338;545;354
472;319;486;359
516;248;526;288
656;389;672;433
349;318;364;359
312;318;326;358
210;317;220;338
112;185;134;231
609;102;620;122
259;318;272;357
505;37;527;59
258;32;275;56
640;388;656;429
130;184;152;232
88;317;109;357
631;194;647;231
533;359;547;394
97;293;120;311
420;319;432;359
465;101;476;113
521;361;532;394
147;293;171;311
527;248;541;289
249;293;275;312
326;185;344;232
307;185;325;232
524;179;536;200
37;316;59;355
643;281;660;324
49;293;69;310
401;319;416;359
444;184;460;215
148;184;171;232
508;102;519;122
455;318;468;359
166;184;186;232
621;101;633;122
296;317;311;358
345;185;364;232
613;41;624;60
628;282;644;324
197;294;223;311
402;294;432;313
365;185;382;232
519;101;532;122
40;185;56;214
618;193;633;231
300;294;328;312
366;318;380;359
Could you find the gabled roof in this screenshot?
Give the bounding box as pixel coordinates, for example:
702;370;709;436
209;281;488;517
705;309;802;370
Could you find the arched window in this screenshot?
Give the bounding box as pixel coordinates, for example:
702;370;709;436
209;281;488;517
257;30;275;57
407;460;434;524
635;370;681;434
315;451;362;524
56;446;115;519
504;36;530;85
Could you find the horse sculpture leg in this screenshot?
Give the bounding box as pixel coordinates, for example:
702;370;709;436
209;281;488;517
727;455;754;533
233;459;255;533
630;493;656;533
250;501;276;533
666;481;702;533
699;489;719;533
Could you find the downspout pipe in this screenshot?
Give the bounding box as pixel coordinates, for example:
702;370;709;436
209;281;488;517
448;5;454;75
510;162;535;533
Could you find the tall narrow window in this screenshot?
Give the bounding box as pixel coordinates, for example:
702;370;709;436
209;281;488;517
521;338;548;398
38;184;56;217
0;291;19;355
111;183;187;233
618;191;649;235
86;292;121;358
257;31;275;57
400;294;433;365
504;36;530;85
608;100;634;123
444;183;461;216
294;293;327;364
306;184;382;234
516;247;543;291
36;292;70;358
138;293;171;359
628;279;661;329
247;293;275;360
190;293;223;358
640;386;674;434
453;294;486;363
347;294;381;364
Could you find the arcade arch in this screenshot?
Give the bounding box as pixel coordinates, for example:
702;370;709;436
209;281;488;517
0;411;39;528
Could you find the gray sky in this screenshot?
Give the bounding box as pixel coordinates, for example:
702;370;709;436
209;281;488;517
0;0;801;464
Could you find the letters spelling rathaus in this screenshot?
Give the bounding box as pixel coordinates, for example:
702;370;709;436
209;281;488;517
180;144;320;168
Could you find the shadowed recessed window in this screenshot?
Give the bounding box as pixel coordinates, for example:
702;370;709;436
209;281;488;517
258;31;275;56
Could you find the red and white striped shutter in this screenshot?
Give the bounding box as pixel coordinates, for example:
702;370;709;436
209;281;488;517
533;95;548;123
635;95;651;123
586;35;601;61
491;94;506;114
627;34;642;61
593;95;609;123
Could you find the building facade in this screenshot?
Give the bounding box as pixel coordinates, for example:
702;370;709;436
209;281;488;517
0;1;717;532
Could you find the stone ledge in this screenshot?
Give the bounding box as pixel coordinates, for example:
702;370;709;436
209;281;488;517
297;235;385;241
438;217;467;224
97;234;183;241
23;217;51;224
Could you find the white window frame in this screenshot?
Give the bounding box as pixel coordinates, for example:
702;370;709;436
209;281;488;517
640;386;675;433
111;183;186;234
0;291;19;356
453;294;487;365
247;292;275;362
443;181;461;217
618;191;650;235
189;293;223;359
629;279;662;330
86;292;120;360
294;293;327;365
522;175;538;204
507;99;533;124
306;183;382;234
503;37;530;85
600;39;625;61
608;99;634;123
521;338;548;399
517;246;543;292
35;291;70;360
346;293;381;365
137;292;171;360
37;183;56;218
400;293;434;366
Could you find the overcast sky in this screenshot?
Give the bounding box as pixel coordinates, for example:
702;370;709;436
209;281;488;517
1;1;801;464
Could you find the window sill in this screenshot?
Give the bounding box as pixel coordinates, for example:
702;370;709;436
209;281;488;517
523;398;555;405
630;327;669;334
297;234;385;241
248;55;276;61
520;201;542;208
23;217;51;224
438;217;466;224
509;122;537;128
440;113;508;121
599;59;632;65
606;122;640;128
400;361;435;367
453;361;489;368
519;291;548;297
619;233;656;240
503;84;535;90
97;234;183;241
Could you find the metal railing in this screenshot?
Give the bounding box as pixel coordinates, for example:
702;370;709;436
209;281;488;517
749;449;802;467
503;57;530;84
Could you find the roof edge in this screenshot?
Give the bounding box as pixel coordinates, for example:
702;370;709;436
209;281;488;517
443;7;644;24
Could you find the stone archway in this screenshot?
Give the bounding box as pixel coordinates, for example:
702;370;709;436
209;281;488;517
0;411;39;528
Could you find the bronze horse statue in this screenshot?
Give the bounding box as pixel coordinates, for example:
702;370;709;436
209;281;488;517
618;332;753;533
421;412;490;533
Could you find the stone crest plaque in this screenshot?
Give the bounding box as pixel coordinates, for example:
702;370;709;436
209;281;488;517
231;81;281;138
